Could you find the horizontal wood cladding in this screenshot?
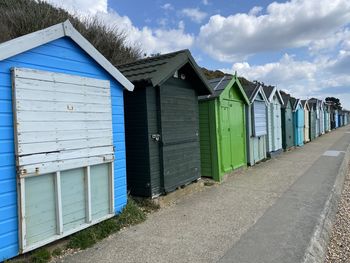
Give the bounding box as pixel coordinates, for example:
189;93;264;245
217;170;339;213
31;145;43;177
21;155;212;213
160;78;201;192
12;68;114;177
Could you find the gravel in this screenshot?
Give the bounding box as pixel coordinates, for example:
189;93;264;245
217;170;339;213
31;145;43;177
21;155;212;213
325;165;350;263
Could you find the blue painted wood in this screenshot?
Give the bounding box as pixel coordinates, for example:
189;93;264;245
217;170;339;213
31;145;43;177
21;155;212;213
0;37;127;261
294;104;304;147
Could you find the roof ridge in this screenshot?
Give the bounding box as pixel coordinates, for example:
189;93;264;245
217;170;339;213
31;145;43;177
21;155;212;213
118;49;189;68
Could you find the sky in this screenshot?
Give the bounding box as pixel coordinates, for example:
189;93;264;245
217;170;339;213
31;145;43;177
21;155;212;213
46;0;350;108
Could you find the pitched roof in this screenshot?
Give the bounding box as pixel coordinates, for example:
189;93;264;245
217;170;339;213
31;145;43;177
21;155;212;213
0;20;133;91
280;93;291;108
262;85;274;100
118;49;212;95
241;80;260;102
290;97;302;111
198;75;249;104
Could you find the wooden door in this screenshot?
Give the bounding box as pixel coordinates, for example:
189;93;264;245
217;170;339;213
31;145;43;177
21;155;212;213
220;103;233;172
230;101;246;168
159;80;200;193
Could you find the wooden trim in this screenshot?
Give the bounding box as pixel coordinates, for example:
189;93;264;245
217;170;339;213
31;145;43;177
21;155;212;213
109;162;115;214
22;213;115;253
0;21;133;91
18;177;26;252
85;166;92;223
54;171;63;235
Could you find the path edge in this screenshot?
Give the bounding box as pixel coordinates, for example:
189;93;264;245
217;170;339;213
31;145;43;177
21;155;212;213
302;142;350;263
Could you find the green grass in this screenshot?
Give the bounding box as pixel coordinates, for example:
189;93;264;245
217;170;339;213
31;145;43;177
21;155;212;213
67;198;146;250
30;249;51;263
51;248;62;257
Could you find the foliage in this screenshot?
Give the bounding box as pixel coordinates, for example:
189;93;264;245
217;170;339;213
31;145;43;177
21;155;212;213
67;198;146;250
201;68;232;80
30;249;51;263
0;0;141;65
326;97;342;109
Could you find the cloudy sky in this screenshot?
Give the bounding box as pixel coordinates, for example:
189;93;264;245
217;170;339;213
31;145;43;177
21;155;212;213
46;0;350;108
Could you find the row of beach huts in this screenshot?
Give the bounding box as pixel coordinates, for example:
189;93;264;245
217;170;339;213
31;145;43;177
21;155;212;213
0;21;349;261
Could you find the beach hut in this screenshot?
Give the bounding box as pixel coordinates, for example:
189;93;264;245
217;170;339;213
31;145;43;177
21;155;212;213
291;98;304;146
119;50;212;197
324;103;331;132
308;99;321;138
241;80;269;166
319;102;325;135
330;104;337;130
262;85;283;156
281;93;294;150
301;100;310;143
198;75;249;181
0;21;133;261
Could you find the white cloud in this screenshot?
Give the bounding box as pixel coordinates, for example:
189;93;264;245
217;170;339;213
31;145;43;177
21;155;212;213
161;3;173;10
202;0;209;5
181;8;208;23
98;11;194;55
222;52;350;108
45;0;107;14
44;0;194;55
198;0;350;61
248;6;263;16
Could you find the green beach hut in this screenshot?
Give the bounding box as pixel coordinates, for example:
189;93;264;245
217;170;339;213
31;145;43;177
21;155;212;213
198;75;249;181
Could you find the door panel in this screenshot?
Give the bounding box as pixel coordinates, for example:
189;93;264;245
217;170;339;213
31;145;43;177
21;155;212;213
160;81;200;192
220;104;233;172
230;101;245;168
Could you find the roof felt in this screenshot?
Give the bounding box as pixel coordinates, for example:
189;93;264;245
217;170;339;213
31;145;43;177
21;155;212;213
241;80;260;102
262;85;275;100
280;93;290;108
118;49;212;95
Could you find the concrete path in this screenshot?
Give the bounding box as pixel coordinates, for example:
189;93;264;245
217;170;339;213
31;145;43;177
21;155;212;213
59;127;350;263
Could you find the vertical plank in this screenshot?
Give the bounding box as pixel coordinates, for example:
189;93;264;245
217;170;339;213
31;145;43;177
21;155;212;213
85;166;92;223
18;177;26;252
54;171;63;235
109;162;115;214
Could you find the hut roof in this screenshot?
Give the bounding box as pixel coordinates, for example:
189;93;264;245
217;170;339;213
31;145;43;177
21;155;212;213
118;49;212;95
0;20;133;91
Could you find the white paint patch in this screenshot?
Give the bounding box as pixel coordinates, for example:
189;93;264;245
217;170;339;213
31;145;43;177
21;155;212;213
323;150;345;157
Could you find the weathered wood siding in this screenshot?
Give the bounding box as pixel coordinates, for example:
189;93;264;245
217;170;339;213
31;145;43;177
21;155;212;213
0;37;127;261
146;87;162;196
160;78;201;192
281;102;294;150
13;68;113;176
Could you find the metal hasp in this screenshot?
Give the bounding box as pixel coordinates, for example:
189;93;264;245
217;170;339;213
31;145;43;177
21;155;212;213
120;49;213;197
198;75;249;181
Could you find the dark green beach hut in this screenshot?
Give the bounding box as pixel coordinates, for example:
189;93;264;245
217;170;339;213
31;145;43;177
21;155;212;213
119;50;212;197
280;92;294;150
198;75;249;181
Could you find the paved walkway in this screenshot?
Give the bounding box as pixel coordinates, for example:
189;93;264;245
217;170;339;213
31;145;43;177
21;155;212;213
59;127;350;263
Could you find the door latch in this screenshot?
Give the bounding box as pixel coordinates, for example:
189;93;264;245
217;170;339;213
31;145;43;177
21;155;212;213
151;134;161;141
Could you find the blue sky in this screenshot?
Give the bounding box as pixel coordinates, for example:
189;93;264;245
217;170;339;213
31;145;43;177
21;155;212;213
47;0;350;108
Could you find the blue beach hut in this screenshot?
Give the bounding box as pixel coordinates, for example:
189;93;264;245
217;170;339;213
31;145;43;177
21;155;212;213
0;21;133;260
291;97;304;146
